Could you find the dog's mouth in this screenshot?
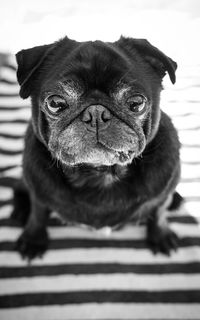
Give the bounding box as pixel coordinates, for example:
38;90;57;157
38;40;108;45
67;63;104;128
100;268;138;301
56;141;136;167
96;142;135;163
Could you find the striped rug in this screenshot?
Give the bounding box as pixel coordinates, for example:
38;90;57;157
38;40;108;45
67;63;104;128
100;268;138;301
0;54;200;320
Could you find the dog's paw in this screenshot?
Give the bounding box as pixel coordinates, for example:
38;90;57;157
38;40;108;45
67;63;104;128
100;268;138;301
147;226;179;256
16;228;49;261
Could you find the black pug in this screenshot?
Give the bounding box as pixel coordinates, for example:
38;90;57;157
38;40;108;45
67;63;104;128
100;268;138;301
13;36;183;260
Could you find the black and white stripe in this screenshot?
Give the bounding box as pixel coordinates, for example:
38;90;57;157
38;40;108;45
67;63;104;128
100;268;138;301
0;56;200;320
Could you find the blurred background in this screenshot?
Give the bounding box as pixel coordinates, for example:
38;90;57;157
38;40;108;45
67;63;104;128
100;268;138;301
0;0;200;65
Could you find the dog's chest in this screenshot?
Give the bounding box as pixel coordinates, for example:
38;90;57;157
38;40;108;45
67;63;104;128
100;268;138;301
57;181;140;229
54;165;143;228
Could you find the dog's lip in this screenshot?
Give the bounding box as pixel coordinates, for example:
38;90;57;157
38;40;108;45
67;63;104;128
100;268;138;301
57;142;136;166
97;142;135;160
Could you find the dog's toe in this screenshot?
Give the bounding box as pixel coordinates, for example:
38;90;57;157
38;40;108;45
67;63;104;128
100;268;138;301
16;229;49;261
147;226;179;256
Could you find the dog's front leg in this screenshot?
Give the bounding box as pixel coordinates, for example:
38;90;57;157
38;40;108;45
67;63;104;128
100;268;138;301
16;195;50;261
146;194;179;255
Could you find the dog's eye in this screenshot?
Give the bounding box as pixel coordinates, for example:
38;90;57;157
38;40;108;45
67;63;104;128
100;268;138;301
46;95;68;114
127;95;146;114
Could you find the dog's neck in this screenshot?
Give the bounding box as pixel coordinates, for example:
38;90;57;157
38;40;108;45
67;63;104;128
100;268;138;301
62;164;128;189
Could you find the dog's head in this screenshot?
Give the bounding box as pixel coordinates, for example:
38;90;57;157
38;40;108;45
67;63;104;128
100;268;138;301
16;36;177;167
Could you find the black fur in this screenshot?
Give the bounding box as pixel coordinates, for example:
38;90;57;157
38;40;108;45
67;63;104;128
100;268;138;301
13;36;181;259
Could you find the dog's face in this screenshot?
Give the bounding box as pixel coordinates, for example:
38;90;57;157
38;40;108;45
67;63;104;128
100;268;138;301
16;37;177;167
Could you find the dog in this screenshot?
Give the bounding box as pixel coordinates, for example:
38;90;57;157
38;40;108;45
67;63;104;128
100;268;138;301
12;36;182;260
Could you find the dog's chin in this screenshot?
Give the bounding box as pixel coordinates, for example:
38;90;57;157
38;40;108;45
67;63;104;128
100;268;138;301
57;145;136;167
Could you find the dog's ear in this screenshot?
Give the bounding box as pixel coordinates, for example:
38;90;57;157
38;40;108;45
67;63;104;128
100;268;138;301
117;36;177;84
16;43;54;99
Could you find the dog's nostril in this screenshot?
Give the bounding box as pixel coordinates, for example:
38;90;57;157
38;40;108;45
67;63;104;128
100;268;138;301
102;110;111;122
82;105;112;128
82;111;92;123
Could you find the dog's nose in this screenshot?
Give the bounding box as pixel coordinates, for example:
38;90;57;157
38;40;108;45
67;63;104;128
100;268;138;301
81;105;112;131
